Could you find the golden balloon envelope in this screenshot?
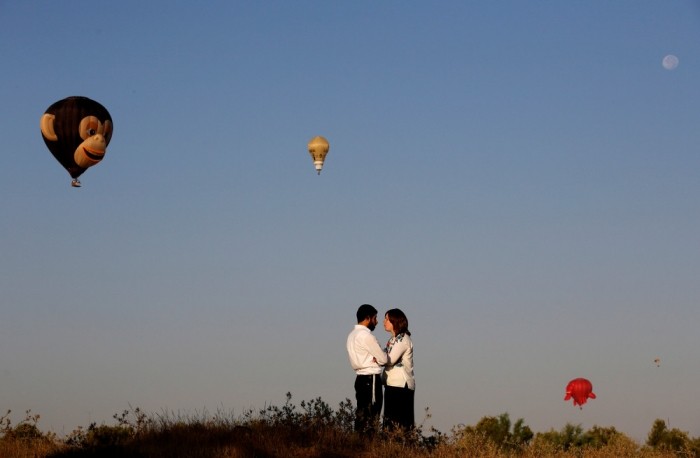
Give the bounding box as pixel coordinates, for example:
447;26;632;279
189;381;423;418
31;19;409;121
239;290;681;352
307;136;330;175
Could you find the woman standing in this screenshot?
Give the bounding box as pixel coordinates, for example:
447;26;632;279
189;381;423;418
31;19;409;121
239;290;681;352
382;308;415;431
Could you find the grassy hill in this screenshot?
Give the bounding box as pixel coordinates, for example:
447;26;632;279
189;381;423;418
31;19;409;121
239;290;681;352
1;394;697;457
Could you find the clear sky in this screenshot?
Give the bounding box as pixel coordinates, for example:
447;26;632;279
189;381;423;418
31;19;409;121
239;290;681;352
1;1;698;442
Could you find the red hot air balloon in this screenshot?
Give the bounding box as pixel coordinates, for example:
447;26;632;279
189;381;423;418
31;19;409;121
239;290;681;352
564;378;596;409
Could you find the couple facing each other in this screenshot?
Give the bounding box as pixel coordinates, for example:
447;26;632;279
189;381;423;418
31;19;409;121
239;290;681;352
346;303;415;434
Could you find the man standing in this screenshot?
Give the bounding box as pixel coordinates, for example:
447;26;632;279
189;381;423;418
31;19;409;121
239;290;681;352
346;304;388;434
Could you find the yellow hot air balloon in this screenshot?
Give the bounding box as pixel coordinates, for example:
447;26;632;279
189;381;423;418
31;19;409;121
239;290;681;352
307;136;329;175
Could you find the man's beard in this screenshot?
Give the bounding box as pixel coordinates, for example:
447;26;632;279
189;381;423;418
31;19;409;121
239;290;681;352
367;322;376;331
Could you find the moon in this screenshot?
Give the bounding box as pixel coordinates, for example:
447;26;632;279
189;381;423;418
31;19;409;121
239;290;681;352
662;54;679;70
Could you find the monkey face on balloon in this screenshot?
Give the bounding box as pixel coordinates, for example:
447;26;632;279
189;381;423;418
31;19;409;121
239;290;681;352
74;115;112;168
41;96;113;182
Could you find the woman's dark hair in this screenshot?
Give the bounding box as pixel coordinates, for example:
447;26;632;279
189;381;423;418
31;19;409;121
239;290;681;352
385;308;410;336
356;304;378;323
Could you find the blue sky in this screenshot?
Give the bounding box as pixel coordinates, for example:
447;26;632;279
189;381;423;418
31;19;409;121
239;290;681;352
1;1;699;441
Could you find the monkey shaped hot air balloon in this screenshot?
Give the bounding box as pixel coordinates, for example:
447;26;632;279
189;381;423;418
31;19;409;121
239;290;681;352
307;136;329;175
40;96;113;187
564;378;596;409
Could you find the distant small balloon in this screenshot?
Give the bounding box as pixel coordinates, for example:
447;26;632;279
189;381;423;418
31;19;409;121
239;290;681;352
662;54;679;70
564;378;596;409
307;136;330;175
654;358;661;367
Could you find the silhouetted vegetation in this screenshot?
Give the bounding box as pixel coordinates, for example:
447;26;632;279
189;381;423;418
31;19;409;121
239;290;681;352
1;394;699;457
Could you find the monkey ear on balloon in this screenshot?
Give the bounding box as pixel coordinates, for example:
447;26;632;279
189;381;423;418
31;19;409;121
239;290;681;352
40;113;58;141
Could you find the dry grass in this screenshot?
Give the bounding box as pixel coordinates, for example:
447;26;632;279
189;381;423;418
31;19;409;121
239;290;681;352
1;397;697;458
